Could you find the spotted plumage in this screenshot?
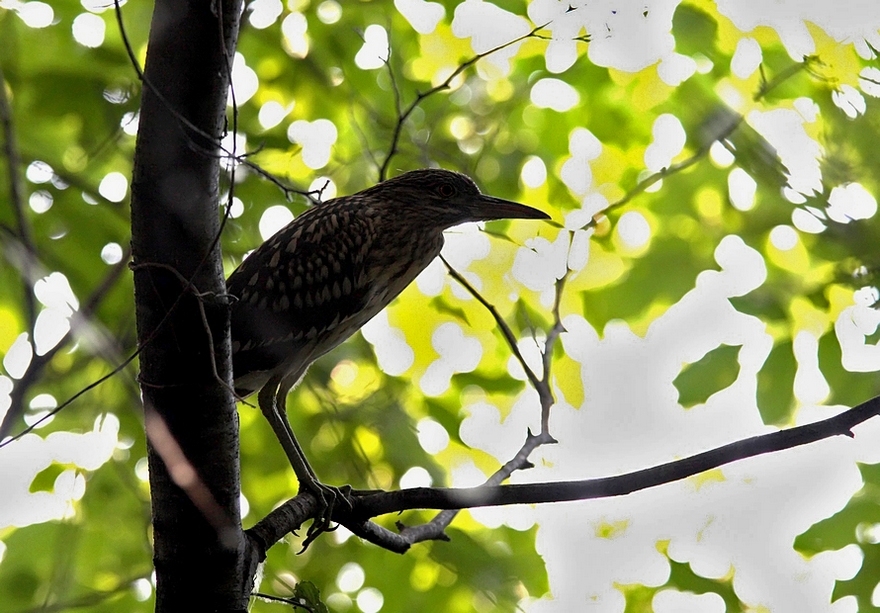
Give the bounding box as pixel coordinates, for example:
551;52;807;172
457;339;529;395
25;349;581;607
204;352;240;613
228;168;547;396
226;168;548;511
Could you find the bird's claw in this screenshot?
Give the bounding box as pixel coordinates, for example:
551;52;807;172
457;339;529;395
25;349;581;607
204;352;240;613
299;481;354;551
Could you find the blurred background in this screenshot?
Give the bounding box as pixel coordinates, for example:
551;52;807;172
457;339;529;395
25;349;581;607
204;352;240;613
2;0;880;611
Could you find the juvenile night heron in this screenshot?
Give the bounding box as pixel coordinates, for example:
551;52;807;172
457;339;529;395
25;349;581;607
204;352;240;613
228;168;548;524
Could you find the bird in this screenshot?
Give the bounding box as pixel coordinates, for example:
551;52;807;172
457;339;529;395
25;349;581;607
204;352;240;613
227;168;549;529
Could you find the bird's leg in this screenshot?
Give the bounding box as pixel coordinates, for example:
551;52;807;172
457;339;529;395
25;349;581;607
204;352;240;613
257;376;319;484
257;375;353;544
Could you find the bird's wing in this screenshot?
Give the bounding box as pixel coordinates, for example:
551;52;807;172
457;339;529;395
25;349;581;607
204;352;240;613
228;201;377;389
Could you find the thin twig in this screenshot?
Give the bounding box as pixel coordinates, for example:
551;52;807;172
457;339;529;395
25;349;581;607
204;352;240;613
0;244;132;438
590;55;820;227
440;255;542;391
0;350;139;447
540;274;567;433
417;250;565;540
378;23;547;180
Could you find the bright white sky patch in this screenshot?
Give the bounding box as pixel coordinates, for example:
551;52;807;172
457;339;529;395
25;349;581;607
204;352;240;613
860;67;880;97
528;0;680;73
281;11;309;58
617;211;651;250
0;414;119;529
836;302;880;372
452;0;530;76
716;0;880;60
560;127;602;197
26;161;53;184
97;172;128;203
72;12;105;48
654;589;726;613
712;234;768;295
316;0;342;24
581;193;610;220
15;1;53;28
644;114;686;172
220;132;247;166
229;52;258;106
248;0;282;29
257;100;292;130
521;156;547;188
309;176;336;200
33;272;79;356
827;183;877;223
399;466;432;488
100;242;123;265
29;393;56;412
728;167;757;211
657;52;696;86
414;257;445;296
29;190;52;213
769;225;798;251
832;84;867;119
395;0;444;34
731;37;762;79
3;333;32;379
258;205;293;240
793;331;829;404
121;111;139;136
336;562;365;593
430;230;477;280
567;228;592;272
356;588;384;613
530;78;580;112
440;221;491;272
420;323;482;396
416;417;450;454
747;108;822;196
355;24;389;70
81;0;122;13
361;311;414;376
791;207;827;234
513;231;569;293
791;98;819;125
287;118;337;169
225;196;244;219
132;577;152;602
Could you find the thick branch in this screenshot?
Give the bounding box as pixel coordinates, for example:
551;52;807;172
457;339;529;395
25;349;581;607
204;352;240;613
248;394;880;555
353;396;878;515
128;0;245;610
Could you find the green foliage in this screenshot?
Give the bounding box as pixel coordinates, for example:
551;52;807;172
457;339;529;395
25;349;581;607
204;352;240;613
2;0;880;611
674;344;742;409
292;581;329;613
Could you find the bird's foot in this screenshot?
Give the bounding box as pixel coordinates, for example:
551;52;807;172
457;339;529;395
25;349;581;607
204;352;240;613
299;480;354;551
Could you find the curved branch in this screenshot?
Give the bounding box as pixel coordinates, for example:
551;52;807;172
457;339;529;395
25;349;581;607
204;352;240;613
353;396;878;515
247;394;880;555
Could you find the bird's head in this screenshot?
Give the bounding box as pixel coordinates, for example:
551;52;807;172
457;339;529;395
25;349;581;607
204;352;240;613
362;168;550;229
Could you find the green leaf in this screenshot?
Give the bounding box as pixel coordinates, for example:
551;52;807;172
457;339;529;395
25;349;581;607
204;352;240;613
429;295;471;326
756;340;796;425
292;581;329;613
674;344;742;408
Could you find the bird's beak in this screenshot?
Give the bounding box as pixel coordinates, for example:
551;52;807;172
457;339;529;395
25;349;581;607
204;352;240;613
468;194;550;221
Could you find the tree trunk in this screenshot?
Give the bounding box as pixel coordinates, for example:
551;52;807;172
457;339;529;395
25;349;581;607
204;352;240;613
129;0;245;610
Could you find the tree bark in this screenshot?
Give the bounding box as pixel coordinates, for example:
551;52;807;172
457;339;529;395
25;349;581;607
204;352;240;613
129;0;245;610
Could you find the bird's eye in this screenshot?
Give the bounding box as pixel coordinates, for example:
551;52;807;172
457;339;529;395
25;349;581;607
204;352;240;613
436;182;455;198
